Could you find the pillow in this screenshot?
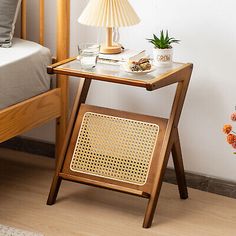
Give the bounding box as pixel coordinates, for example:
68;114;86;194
0;0;22;48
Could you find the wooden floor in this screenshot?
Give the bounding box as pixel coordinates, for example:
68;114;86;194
0;148;236;236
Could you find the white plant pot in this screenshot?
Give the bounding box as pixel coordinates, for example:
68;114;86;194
153;48;173;67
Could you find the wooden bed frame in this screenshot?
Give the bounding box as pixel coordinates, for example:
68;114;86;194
0;0;70;157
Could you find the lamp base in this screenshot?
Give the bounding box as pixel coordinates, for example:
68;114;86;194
100;43;122;54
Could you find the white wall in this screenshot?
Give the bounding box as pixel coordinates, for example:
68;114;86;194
24;0;236;182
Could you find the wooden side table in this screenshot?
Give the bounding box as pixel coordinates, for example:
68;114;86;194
47;58;193;228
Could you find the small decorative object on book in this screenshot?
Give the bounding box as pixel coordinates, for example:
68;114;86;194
147;30;180;67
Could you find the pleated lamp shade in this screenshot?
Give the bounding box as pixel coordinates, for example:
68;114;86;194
78;0;140;54
78;0;140;27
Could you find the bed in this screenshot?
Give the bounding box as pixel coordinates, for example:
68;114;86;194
0;38;51;109
0;0;71;157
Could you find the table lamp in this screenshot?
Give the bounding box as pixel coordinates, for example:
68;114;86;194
78;0;140;54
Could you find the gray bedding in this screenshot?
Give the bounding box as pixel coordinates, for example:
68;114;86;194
0;0;22;47
0;38;51;109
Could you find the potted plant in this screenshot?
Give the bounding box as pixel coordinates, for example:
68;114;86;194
147;30;180;67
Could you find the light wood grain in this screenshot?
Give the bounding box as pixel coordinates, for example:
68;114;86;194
56;0;70;62
0;149;236;236
21;0;44;45
39;0;44;45
47;57;76;74
47;79;91;205
21;0;27;39
143;63;193;227
55;0;71;157
59;173;150;198
0;89;61;143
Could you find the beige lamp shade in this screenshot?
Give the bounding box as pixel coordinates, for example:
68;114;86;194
78;0;140;27
78;0;140;54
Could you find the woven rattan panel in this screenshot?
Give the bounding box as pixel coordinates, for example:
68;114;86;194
70;112;159;185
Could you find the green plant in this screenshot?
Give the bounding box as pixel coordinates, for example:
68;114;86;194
147;30;180;49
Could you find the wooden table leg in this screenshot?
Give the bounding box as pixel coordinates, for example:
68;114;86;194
55;74;69;164
172;128;188;199
142;136;174;228
142;66;193;228
47;78;91;205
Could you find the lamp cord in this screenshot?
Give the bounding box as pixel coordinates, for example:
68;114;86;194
113;27;120;43
113;27;124;49
97;27;124;49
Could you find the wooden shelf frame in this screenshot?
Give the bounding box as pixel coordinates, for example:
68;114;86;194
59;173;150;198
48;58;191;91
46;60;193;228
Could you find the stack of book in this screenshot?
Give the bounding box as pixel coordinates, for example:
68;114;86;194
98;49;146;65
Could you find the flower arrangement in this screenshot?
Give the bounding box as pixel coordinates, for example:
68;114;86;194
223;112;236;154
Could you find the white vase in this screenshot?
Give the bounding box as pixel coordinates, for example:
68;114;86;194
153;48;173;67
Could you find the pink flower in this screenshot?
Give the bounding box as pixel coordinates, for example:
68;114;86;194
232;142;236;149
231;112;236;121
227;134;236;144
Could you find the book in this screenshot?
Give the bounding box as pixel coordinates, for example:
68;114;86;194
98;49;146;65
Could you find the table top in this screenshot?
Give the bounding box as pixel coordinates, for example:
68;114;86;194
48;58;192;91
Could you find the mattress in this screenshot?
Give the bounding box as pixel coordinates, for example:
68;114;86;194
0;38;51;109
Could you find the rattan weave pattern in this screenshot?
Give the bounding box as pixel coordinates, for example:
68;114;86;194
70;112;159;185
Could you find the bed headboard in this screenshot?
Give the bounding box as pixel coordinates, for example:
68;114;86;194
20;0;70;62
20;0;44;45
19;0;70;151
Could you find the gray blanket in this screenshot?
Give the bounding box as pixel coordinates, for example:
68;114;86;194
0;38;51;109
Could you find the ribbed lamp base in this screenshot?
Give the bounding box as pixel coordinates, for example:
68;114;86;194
100;43;122;54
